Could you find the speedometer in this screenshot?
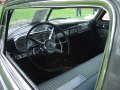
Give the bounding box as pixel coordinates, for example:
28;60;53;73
15;36;26;52
15;28;50;52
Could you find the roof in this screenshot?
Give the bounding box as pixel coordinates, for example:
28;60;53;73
3;0;49;8
6;0;47;3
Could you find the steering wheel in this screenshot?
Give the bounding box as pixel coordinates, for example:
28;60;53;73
25;22;71;72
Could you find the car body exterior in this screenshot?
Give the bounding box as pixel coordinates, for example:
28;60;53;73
0;0;120;90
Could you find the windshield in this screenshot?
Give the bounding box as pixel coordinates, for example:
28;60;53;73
9;8;49;29
9;7;99;29
49;8;99;20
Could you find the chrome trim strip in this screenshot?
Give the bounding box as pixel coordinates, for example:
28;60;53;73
0;55;19;90
1;54;35;90
0;75;8;90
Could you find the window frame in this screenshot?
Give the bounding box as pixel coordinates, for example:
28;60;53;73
0;0;116;90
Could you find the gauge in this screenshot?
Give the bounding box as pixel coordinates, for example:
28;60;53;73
15;36;26;52
15;35;36;52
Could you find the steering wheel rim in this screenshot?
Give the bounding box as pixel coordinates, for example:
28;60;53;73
25;22;71;72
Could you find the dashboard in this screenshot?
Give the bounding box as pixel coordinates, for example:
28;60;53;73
7;20;91;59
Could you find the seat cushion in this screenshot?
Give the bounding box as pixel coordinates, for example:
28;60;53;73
38;53;103;90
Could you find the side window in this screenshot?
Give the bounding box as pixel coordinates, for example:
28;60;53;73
102;12;110;21
49;8;99;20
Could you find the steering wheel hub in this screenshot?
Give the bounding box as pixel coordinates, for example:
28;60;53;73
44;40;56;53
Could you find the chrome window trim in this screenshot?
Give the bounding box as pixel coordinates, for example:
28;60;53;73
96;1;116;89
1;54;38;90
0;75;8;90
0;55;19;90
0;0;116;90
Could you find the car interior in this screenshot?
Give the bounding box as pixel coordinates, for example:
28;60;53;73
6;7;109;90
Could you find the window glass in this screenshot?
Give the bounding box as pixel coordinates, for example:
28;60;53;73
49;8;99;20
10;8;49;29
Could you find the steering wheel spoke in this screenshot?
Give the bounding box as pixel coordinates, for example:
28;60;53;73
49;27;54;40
28;37;44;45
55;48;63;54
